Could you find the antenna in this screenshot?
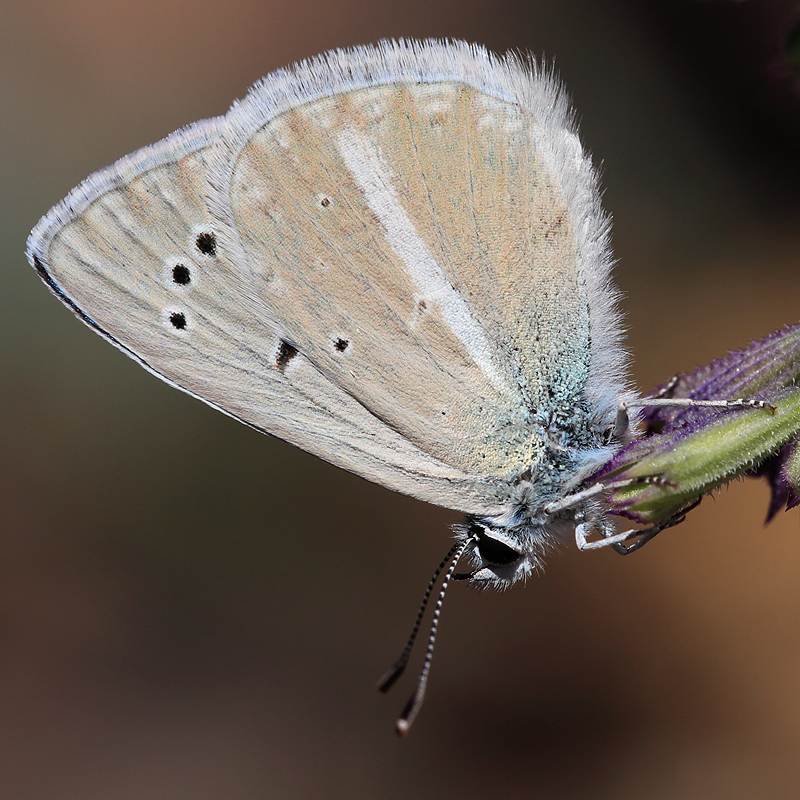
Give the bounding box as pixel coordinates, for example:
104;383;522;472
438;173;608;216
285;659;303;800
379;534;476;735
377;541;461;693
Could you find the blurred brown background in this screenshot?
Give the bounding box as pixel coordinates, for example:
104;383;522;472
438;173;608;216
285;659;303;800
3;0;800;797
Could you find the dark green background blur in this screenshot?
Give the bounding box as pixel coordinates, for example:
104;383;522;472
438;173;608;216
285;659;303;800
4;1;800;797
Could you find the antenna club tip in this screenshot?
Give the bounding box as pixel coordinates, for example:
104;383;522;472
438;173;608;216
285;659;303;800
377;666;402;693
395;719;411;737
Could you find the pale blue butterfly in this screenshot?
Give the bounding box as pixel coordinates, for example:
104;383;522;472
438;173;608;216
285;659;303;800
31;39;751;732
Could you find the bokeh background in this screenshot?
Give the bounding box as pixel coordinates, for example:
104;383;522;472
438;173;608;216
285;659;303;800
3;1;800;797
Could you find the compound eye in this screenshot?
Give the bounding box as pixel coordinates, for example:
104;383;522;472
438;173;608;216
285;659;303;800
469;523;522;567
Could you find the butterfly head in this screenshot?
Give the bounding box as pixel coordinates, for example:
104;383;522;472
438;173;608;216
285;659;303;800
457;467;610;589
456;515;573;589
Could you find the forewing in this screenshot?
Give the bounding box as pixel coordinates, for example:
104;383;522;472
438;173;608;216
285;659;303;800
26;118;508;516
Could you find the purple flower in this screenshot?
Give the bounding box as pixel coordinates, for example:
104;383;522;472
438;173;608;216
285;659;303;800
592;323;800;526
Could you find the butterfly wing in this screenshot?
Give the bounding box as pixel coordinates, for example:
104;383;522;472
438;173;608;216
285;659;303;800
209;40;630;484
26;116;509;516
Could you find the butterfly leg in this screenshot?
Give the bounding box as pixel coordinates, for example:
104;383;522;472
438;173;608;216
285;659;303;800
575;498;701;555
575;520;642;551
614;396;774;439
608;499;701;555
545;474;675;517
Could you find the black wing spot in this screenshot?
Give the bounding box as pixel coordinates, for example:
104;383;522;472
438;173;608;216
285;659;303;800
276;339;298;372
172;264;191;285
169;312;187;330
195;232;217;256
333;338;349;352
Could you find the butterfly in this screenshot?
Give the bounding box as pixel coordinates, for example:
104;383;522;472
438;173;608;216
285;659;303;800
32;39;770;732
